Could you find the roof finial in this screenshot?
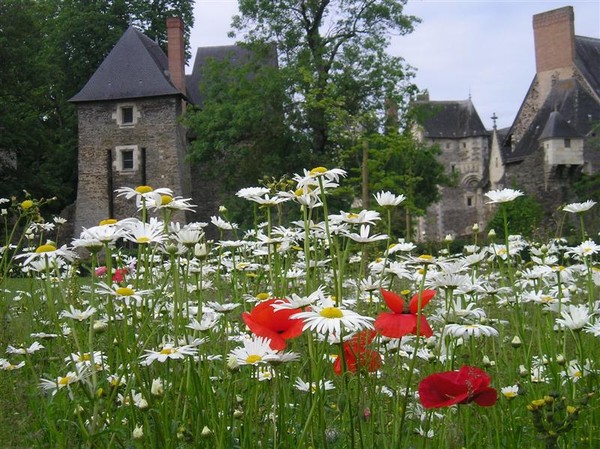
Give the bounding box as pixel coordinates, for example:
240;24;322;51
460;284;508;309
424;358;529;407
491;113;498;130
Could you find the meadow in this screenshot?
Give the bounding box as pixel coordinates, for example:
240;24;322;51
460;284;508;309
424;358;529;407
0;168;598;449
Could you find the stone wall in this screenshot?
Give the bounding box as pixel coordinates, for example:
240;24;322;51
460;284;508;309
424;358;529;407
74;96;190;235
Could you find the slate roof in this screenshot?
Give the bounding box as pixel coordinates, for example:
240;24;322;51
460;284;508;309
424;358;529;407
504;35;600;164
504;78;600;163
414;100;489;139
539;110;582;140
574;35;600;99
70;26;181;103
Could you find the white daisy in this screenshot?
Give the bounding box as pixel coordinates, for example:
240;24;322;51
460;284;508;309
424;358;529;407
373;191;406;207
444;323;499;338
60;305;97;321
485;188;524;204
345;225;388;243
555;304;592;330
292;297;374;336
294;377;335;393
229;336;277;366
140;343;197;365
563;200;596;213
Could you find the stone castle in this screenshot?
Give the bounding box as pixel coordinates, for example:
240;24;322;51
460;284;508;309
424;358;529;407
414;6;600;240
70;7;600;239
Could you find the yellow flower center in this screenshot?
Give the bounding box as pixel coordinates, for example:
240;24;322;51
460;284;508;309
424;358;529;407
294;188;305;197
418;254;433;261
401;289;411;296
320;307;343;319
35;244;57;253
160;348;175;355
58;376;73;386
135;185;153;194
246;354;262;364
79;353;91;362
256;292;270;301
309;166;327;176
161;195;173;205
503;391;518;399
136;236;151;244
116;287;135;296
20;200;34;210
346;212;359;219
99;218;117;226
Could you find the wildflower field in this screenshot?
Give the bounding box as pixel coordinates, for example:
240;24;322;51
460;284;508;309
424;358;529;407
1;168;599;449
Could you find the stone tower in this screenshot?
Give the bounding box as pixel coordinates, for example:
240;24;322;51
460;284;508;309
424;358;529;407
413;98;491;240
70;18;191;233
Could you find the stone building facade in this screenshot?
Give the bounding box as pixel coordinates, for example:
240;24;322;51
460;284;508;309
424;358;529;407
70;18;255;234
413;99;492;240
414;6;599;240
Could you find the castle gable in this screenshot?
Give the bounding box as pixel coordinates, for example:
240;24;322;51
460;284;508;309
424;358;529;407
415;100;488;139
70;26;181;103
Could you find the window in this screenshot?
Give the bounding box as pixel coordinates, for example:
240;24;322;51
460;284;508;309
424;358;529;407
114;104;138;126
121;107;134;125
115;145;138;172
564;138;571;148
121;149;134;170
467;197;473;207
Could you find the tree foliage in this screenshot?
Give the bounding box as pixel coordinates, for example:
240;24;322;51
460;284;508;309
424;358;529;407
0;0;194;212
342;131;449;237
184;43;311;194
487;194;545;239
228;0;419;155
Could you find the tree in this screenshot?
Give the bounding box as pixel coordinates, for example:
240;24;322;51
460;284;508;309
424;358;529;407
229;0;419;155
0;0;194;212
342;131;449;238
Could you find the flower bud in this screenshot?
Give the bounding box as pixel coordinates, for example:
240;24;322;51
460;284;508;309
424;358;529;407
511;336;522;348
201;426;213;438
133;425;144;440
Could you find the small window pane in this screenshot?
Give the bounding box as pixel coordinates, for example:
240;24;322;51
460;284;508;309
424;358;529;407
121;107;134;124
122;150;134;170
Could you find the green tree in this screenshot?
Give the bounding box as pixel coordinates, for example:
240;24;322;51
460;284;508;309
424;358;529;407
343;131;448;238
0;0;194;211
184;43;309;193
229;0;419;155
487;194;545;239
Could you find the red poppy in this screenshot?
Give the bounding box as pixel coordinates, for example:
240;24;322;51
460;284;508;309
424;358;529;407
112;267;129;284
418;365;498;409
242;299;304;350
374;288;436;338
333;330;381;375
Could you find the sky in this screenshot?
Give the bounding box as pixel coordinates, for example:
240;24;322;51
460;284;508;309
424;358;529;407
188;0;600;130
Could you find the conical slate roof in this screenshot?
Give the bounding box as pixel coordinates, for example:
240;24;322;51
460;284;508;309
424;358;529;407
70;26;181;102
539;110;582;140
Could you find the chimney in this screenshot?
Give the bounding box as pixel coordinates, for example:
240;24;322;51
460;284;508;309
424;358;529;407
167;17;186;94
533;6;575;73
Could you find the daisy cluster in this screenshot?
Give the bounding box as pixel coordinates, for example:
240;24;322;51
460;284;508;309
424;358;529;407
1;179;599;448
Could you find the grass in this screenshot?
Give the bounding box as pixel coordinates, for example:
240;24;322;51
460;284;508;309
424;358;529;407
0;179;599;449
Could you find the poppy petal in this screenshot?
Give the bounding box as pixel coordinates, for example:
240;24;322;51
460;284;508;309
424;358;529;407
409;290;436;313
380;289;405;313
